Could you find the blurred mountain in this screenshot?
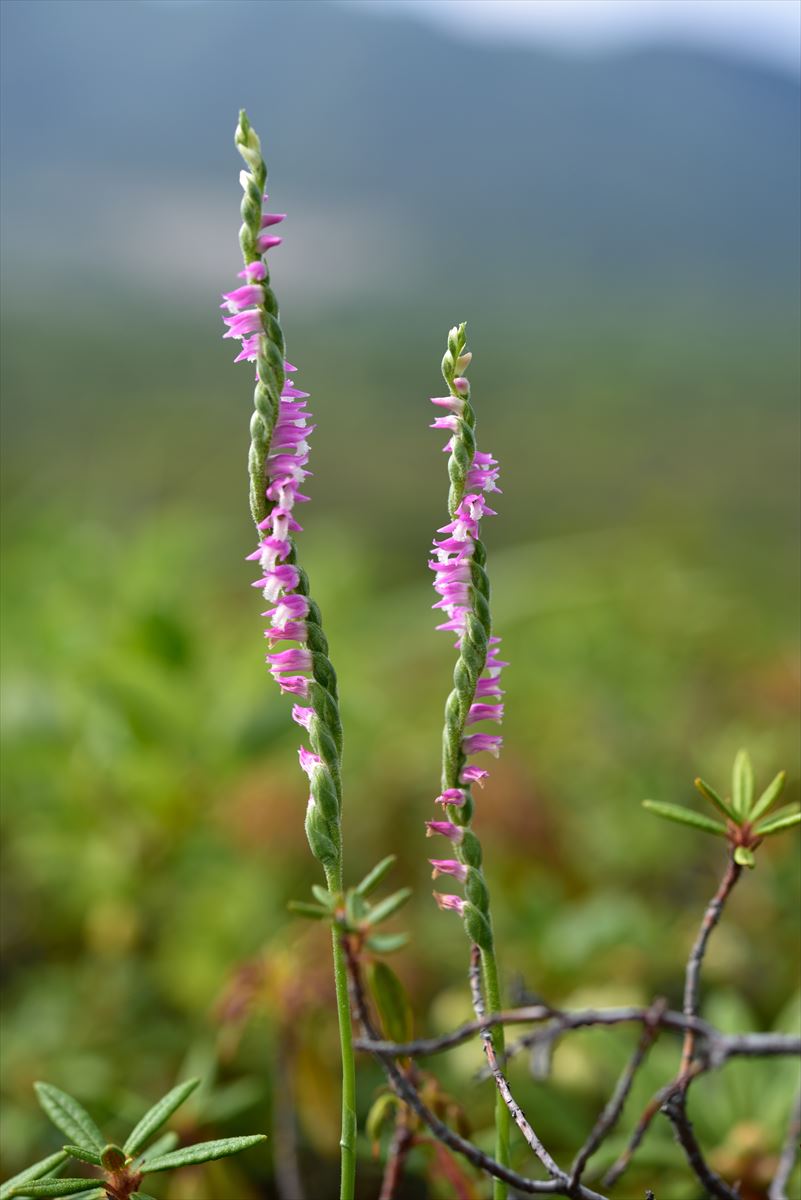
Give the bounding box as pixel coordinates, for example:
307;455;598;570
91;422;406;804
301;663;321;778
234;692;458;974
1;0;799;314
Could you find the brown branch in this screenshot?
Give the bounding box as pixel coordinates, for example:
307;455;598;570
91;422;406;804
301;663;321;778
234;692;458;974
341;932;608;1200
568;999;666;1190
679;858;742;1078
607;855;745;1193
602;1068;702;1188
467;944;563;1181
663;1093;739;1200
378;1117;414;1200
354;1007;798;1064
769;1091;801;1200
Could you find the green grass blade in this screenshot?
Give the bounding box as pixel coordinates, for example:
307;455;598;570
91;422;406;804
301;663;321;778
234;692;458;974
33;1085;104;1153
140;1134;266;1174
641;800;728;836
749;771;787;822
123;1079;200;1155
0;1153;68;1200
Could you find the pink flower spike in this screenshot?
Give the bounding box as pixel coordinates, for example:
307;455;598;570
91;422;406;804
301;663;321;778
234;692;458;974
453;376;469;394
429;858;468;882
291;705;315;731
261;213;286;227
258;234;283;252
425;820;464;843
435;788;467;807
462;733;502;757
460;765;489;786
433;892;466;916
237;261;267;282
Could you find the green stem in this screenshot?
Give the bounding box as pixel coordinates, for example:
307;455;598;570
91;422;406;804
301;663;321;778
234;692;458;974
327;867;357;1200
481;946;511;1200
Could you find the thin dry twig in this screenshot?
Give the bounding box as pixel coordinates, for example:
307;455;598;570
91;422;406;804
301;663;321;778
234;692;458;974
467;945;563;1181
769;1091;801;1200
606;855;744;1193
663;1093;739;1200
568;999;666;1190
354;1008;798;1064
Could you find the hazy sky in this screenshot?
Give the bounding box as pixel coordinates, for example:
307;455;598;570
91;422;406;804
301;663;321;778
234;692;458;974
349;0;801;72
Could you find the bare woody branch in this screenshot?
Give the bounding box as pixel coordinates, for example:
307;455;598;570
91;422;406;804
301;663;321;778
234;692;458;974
568;999;666;1191
342;932;608;1200
467;945;564;1182
663;1094;739;1200
769;1091;801;1200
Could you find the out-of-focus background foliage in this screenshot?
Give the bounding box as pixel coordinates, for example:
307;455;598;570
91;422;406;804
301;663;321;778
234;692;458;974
1;1;799;1196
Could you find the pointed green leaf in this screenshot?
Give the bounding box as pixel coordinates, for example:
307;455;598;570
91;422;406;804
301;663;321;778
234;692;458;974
123;1079;200;1155
133;1131;179;1169
749;771;787;822
7;1181;100;1198
311;885;334;908
140;1134;266;1174
733;845;756;868
367;962;413;1045
754;810;801;837
60;1148;101;1168
693;777;738;823
732;749;754;817
286;901;328;920
34;1085;104;1153
0;1153;68;1200
642;801;728;837
355;855;397;897
67;1192;106;1200
366;932;410;954
365;888;413;926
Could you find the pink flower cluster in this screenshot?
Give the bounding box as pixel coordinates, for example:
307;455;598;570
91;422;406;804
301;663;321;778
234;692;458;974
428;390;507;916
221;205;318;734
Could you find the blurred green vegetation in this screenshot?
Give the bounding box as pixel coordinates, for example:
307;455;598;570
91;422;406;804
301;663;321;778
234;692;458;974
1;296;799;1200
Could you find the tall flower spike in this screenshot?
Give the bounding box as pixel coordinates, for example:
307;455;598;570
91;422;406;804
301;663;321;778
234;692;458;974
223;111;356;1200
224;109;343;877
426;323;512;1196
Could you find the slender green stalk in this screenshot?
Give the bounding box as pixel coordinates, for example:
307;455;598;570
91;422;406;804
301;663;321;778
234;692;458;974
481;950;511;1200
229;111;356;1200
327;869;357;1200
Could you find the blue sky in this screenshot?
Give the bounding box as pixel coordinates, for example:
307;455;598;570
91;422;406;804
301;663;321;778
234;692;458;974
349;0;801;73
